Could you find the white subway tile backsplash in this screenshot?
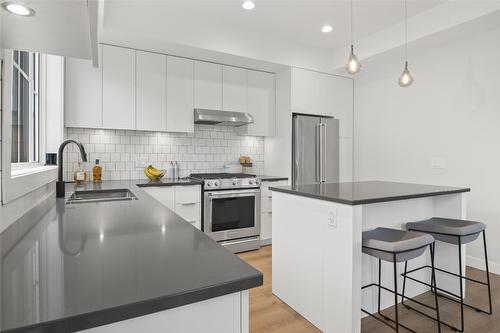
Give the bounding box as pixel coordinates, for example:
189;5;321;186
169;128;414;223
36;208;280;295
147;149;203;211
65;125;264;181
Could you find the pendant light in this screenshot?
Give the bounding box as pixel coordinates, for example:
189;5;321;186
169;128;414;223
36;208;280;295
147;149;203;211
398;0;414;87
345;0;361;74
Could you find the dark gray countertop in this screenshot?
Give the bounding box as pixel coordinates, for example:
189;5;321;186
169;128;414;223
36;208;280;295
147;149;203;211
269;181;470;205
1;180;262;333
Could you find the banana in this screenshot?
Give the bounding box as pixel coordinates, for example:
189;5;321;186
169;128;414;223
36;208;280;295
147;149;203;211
144;165;165;180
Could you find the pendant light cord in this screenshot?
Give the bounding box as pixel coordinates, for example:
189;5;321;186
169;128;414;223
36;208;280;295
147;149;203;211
404;0;408;62
350;0;354;45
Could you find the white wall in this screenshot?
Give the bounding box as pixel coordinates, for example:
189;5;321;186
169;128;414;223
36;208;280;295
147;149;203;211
354;21;500;273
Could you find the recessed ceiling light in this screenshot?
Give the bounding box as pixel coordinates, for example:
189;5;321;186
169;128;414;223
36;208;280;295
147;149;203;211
321;25;333;33
242;1;255;10
1;2;35;16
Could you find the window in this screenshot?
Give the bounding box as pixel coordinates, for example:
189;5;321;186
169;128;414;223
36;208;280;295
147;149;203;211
11;50;40;165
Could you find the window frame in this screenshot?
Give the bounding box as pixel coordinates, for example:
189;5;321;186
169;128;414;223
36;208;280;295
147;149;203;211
1;49;56;204
10;50;41;169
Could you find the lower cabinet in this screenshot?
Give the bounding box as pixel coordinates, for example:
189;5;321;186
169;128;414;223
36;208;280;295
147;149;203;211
142;185;201;230
260;180;288;245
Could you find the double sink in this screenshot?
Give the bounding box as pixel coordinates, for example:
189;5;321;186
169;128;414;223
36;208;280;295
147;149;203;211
66;189;137;204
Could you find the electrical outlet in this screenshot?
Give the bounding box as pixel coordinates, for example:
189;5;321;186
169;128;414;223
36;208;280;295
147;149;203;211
328;209;337;228
431;157;447;169
136;157;148;169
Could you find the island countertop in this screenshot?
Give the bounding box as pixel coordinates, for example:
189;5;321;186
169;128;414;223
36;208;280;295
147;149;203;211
1;180;262;333
269;180;470;205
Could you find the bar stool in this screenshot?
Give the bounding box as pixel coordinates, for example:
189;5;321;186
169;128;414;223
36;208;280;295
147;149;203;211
404;217;492;332
361;227;441;333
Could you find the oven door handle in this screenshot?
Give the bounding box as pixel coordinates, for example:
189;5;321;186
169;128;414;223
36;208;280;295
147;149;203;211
207;190;260;198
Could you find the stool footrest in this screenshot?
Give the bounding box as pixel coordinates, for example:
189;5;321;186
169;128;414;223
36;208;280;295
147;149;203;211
361;308;417;333
402;265;493;315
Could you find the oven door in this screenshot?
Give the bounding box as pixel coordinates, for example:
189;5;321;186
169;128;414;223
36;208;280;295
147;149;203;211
204;189;261;242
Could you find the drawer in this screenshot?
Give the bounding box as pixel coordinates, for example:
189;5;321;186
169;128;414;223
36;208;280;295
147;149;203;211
175;185;201;204
175;202;201;222
260;212;272;240
188;220;201;230
261;196;272;213
261;180;288;197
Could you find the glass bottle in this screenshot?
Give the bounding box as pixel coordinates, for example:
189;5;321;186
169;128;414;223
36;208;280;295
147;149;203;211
74;161;87;185
92;159;102;183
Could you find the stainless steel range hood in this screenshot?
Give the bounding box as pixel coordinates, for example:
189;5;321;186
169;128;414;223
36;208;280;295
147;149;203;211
194;109;254;126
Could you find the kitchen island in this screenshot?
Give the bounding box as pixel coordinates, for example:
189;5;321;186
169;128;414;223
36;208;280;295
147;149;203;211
269;181;470;333
1;180;262;333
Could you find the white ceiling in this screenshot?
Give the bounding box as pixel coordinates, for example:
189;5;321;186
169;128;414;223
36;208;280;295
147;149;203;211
102;0;444;52
1;0;91;58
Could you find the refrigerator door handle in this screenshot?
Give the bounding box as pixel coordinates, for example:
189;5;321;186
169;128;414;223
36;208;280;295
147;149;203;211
321;123;327;183
293;118;299;185
316;124;321;183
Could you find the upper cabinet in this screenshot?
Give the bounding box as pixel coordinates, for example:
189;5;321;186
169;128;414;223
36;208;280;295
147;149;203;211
239;70;276;137
167;56;194;133
136;51;167;131
102;45;136;130
223;66;247;112
292;68;353;138
65;44;276;136
194;61;222;110
65;45;102;128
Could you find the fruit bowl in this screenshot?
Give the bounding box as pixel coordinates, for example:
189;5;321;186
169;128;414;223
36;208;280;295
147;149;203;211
144;165;166;181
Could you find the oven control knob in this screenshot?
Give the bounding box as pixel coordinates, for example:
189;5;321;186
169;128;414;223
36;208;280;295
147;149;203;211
249;179;255;185
232;179;239;186
255;178;261;185
207;181;213;187
213;180;220;187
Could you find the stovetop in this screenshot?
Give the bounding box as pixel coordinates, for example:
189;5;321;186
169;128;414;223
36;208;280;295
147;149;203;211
190;173;256;180
190;173;260;190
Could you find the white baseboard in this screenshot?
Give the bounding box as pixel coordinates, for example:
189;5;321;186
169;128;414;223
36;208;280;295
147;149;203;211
467;255;500;276
260;238;272;246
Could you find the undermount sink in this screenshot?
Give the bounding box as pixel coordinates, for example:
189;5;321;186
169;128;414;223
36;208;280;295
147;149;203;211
66;189;138;204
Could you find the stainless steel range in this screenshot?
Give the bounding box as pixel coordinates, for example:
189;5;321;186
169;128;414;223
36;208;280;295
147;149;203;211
190;173;261;253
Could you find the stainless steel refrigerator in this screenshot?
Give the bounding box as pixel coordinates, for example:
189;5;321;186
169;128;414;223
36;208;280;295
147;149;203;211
292;113;339;186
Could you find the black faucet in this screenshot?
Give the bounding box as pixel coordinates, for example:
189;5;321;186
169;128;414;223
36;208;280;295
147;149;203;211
56;139;87;198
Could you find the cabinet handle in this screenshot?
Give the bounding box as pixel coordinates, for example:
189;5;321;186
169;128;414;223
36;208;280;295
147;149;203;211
179;202;197;205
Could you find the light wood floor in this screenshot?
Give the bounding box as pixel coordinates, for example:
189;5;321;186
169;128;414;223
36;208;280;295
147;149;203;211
238;245;500;333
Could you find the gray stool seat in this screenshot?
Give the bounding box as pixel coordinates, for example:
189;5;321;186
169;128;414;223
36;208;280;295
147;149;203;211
362;227;434;263
407;217;486;245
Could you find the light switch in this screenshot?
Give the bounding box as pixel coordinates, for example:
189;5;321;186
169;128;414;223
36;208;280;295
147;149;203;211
328;209;337;228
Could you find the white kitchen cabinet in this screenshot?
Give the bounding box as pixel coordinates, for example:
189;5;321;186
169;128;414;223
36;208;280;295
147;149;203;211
65;45;102;128
223;66;247;112
166;56;194;133
142;185;201;230
194;61;222;110
260;179;287;244
136;51;167;131
142;186;175;210
102;45;136;130
291;68;353;138
239;70;276;137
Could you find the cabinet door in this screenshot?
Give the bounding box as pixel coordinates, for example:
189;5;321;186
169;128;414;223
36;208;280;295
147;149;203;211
167;56;194;132
65;45;102;128
291;67;317;114
194;61;222;110
239;70;275;136
142;187;175;210
136;51;167;131
223;66;247;112
102;45;136;130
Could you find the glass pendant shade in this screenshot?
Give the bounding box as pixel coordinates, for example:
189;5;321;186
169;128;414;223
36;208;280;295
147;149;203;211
345;45;362;74
398;61;414;87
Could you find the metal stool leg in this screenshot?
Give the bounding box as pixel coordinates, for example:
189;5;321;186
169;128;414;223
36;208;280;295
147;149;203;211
458;236;465;332
378;258;382;316
393;253;399;333
401;260;408;307
430;243;442;333
482;230;493;315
